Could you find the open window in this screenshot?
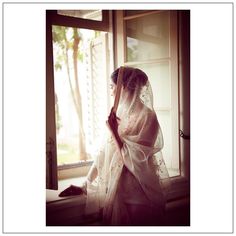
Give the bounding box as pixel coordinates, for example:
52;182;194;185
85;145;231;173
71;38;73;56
115;10;181;177
46;10;112;190
113;10;190;200
52;27;110;164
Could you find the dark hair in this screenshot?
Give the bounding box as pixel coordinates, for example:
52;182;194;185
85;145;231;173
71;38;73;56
111;67;148;92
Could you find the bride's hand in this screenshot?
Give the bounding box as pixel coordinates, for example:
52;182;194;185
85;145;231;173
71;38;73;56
107;107;120;134
107;108;123;149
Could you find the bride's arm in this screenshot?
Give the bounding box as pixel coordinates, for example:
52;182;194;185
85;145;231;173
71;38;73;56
86;164;98;183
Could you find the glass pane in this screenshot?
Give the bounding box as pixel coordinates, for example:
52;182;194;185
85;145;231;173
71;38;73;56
133;63;177;176
157;111;171;167
158;111;180;177
52;25;107;166
126;11;170;62
134;62;171;109
57;10;102;21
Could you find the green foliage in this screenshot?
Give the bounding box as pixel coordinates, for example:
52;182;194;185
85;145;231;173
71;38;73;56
54;54;64;71
57;143;78;165
95;31;101;38
54;62;62;71
56;113;62;132
78;53;83;61
52;25;83;71
52;25;66;44
55;94;62;132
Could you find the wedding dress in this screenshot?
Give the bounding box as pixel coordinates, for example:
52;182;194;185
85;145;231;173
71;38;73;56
85;67;170;225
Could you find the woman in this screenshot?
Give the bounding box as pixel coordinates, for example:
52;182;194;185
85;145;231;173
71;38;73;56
83;66;170;226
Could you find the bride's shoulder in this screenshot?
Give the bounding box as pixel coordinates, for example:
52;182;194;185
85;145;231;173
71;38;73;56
138;106;158;125
142;106;157;118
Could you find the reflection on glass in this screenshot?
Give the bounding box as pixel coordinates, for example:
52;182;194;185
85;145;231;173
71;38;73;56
135;63;171;109
126;11;170;62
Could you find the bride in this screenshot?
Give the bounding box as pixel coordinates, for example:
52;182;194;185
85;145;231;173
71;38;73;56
83;66;170;226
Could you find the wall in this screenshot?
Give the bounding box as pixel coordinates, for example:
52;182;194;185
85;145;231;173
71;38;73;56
178;10;190;179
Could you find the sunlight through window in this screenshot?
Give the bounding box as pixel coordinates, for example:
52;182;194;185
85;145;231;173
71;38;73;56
52;26;109;166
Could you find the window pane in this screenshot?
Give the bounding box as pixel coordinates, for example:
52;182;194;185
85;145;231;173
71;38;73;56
86;36;109;153
157;111;172;167
57;10;102;21
134;62;171;109
158;111;180;177
126;11;170;62
124;10;179;177
52;26;108;166
131;63;177;175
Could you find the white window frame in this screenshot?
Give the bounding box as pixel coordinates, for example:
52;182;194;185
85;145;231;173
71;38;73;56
114;10;190;199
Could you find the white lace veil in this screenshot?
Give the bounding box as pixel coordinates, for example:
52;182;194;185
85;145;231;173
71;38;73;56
85;66;170;221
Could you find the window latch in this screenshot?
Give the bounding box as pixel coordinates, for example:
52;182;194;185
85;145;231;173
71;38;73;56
179;130;190;140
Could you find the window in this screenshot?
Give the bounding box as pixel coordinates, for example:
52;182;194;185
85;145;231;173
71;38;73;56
52;26;109;166
115;10;180;177
46;10;190;190
46;10;111;189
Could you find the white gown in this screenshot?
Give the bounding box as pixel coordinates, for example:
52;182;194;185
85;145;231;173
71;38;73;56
86;105;169;225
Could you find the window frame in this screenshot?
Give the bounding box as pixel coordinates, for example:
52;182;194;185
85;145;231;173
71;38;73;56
46;10;111;189
115;10;180;176
114;10;190;198
48;10;109;31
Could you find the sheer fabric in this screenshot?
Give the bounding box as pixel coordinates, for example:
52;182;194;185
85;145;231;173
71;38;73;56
85;67;170;225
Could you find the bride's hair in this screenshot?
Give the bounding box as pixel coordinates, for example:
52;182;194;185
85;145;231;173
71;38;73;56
111;67;148;92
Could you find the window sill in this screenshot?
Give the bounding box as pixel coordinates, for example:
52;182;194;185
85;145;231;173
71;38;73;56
46;176;93;226
46;177;87;204
58;160;93;170
167;176;190;201
46;175;190;226
57;162;92;180
46;175;189;204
